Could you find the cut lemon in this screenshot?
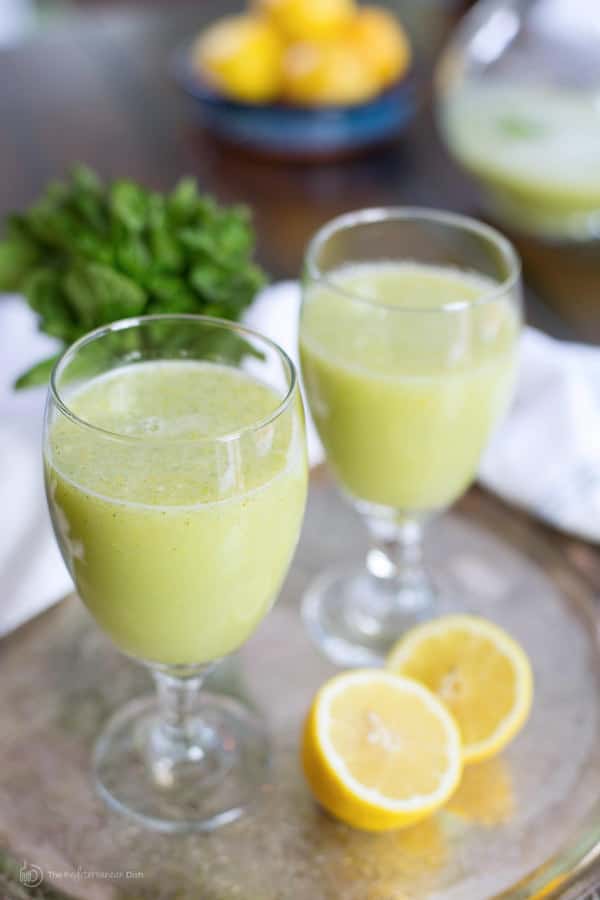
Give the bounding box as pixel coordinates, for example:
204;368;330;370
387;615;533;764
301;670;462;832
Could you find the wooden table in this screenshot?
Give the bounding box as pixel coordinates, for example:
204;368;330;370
1;2;600;897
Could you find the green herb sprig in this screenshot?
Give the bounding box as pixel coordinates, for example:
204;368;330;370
0;166;267;388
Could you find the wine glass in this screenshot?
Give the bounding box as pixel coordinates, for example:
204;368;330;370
299;208;522;666
43;314;307;832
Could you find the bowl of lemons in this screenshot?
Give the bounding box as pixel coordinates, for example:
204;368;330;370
174;0;415;159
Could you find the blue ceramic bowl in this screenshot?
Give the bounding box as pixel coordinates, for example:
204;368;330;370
173;41;417;160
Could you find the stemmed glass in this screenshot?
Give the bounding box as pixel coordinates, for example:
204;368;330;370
43;315;307;832
299;208;522;666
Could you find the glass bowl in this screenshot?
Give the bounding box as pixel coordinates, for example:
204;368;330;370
436;0;600;242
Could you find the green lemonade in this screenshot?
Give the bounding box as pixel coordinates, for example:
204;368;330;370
442;83;600;237
45;361;307;665
300;261;518;511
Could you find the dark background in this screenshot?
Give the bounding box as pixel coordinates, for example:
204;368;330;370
1;0;599;342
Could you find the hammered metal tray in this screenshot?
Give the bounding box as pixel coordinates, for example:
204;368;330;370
1;475;600;899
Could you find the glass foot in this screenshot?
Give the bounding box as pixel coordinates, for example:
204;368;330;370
93;692;269;833
302;563;437;667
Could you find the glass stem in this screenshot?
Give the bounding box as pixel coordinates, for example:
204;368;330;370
147;666;215;782
365;513;435;613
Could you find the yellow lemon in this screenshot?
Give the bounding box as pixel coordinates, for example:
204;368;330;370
257;0;355;42
301;670;462;832
388;615;533;764
194;15;284;104
282;40;380;106
346;6;412;88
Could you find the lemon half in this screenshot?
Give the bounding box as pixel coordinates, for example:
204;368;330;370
302;669;462;832
388;615;533;764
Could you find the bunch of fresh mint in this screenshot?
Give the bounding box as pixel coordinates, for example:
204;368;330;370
0;166;267;387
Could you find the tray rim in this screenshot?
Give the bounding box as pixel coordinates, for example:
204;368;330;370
447;488;600;900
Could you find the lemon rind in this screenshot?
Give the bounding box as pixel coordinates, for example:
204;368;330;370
315;669;463;812
387;615;534;762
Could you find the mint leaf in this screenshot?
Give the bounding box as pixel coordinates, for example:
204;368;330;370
15;353;62;389
2;166;267;388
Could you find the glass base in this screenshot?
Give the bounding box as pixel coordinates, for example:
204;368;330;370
302;562;437;667
93;691;269;833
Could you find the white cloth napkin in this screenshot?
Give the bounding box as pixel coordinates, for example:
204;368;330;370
479;326;600;543
0;297;71;637
1;282;599;637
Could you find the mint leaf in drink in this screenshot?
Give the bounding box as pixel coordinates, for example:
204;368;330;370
497;115;546;139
